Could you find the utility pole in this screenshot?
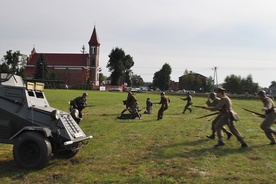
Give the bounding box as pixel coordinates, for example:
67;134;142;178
212;66;218;88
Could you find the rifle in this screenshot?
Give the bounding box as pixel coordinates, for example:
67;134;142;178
152;102;160;105
138;107;146;112
195;112;219;119
193;105;207;109
242;108;266;118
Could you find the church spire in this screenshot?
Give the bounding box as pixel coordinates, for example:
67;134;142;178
88;26;100;46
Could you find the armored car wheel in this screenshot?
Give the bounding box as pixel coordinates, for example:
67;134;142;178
13;132;52;169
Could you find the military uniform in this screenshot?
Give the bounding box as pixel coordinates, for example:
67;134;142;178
157;92;170;120
206;94;232;140
182;93;193;113
258;91;276;144
70;93;88;123
144;98;153;114
208;88;247;148
121;92;137;114
120;92;140;119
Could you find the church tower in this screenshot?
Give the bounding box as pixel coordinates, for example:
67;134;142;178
88;26;100;85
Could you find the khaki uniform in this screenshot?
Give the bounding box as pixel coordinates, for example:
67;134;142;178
209;94;246;145
206;97;232;138
260;96;276;143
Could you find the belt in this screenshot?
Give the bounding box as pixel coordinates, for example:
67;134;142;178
266;108;275;114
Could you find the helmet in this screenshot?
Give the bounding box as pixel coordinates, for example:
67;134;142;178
209;92;216;99
82;92;88;97
161;92;165;96
257;90;266;97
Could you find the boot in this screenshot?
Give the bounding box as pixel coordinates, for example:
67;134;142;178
226;132;232;140
241;142;248;148
214;141;225;147
206;134;215;140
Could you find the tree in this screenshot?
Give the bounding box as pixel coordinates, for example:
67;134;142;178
0;50;26;77
223;74;259;94
240;74;259;94
131;74;144;87
223;74;241;94
99;73;107;85
270;81;276;87
152;63;172;91
34;54;49;80
106;47;134;85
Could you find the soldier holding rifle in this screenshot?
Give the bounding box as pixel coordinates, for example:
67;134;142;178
157;92;170;120
202;88;248;148
121;91;137;114
205;92;232;140
257;90;276;145
180;92;193;113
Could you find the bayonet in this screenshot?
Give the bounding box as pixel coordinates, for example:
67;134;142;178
242;108;266;118
195;112;219;119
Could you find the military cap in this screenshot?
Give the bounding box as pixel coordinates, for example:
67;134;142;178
216;88;226;93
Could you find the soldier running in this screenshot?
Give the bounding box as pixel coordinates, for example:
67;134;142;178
206;92;232;140
181;92;193;113
203;88;248;148
157;92;170;120
257;90;276;145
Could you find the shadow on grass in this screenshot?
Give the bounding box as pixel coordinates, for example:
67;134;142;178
0;159;31;181
148;138;267;160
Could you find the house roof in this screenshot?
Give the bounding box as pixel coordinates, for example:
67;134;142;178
28;53;89;66
269;83;276;89
179;72;207;79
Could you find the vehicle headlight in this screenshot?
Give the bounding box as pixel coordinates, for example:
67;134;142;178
50;110;60;120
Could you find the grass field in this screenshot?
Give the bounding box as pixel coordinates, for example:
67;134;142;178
1;90;276;183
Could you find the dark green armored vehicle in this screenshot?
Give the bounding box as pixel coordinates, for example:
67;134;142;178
0;73;92;169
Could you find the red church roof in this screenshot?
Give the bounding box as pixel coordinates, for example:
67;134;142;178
28;53;89;66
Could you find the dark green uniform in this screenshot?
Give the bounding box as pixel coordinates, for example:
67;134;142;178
144;98;153;114
157;93;170;120
121;92;137;114
182;93;193;113
72;96;87;118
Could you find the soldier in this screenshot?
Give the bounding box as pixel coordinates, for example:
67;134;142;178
144;97;153;114
181;92;193;113
157;92;170;120
119;91;140;119
121;91;137;114
257;90;276;145
205;92;232;140
204;88;248;148
70;92;88;123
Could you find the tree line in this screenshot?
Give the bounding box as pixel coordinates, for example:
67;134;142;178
0;48;271;93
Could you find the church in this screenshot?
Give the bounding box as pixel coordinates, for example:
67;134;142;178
25;26;100;87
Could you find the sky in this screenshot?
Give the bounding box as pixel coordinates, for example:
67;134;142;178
1;0;276;88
